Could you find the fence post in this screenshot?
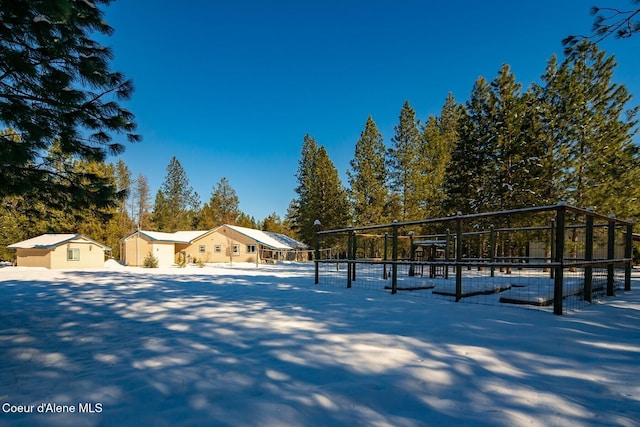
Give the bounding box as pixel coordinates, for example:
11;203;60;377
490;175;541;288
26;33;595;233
391;220;399;294
550;218;556;279
607;216;616;296
408;231;415;276
489;224;495;278
584;213;594;303
445;228;450;279
351;229;357;282
456;212;463;302
383;232;388;280
314;219;321;284
347;229;353;289
625;221;633;291
553;204;566;315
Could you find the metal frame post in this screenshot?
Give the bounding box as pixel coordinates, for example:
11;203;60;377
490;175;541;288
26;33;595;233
625;222;633;291
347;230;353;289
489;225;495;278
607;216;616;296
553;204;566;315
351;230;357;282
550;218;556;279
383;232;388;280
456;212;463;302
314;220;321;284
391;221;398;294
584;214;594;302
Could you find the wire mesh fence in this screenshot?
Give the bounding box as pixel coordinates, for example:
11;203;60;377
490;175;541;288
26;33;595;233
314;204;634;315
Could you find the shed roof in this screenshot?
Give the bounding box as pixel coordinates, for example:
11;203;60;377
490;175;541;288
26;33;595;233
8;234;111;250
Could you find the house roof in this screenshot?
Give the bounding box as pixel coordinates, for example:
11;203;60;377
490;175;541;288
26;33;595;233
126;230;210;243
8;234;111;250
264;231;309;249
224;225;293;250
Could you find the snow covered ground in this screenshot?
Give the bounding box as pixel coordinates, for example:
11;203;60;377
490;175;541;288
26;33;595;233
0;262;638;427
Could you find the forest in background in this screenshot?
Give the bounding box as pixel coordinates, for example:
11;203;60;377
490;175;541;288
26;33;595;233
1;7;639;263
2;40;639;262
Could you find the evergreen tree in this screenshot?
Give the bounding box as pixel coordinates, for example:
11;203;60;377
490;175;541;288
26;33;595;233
151;190;169;231
532;55;568;206
153;157;199;231
292;135;350;244
115;159;135;232
387;101;423;221
347;116;389;226
420;94;461;219
235;213;257;229
444;78;496;214
540;42;639;217
564;1;640;48
199;177;242;227
0;0;140;214
132;173;152;229
487;64;545;211
261;212;287;234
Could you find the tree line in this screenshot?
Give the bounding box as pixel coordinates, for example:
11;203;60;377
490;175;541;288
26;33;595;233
1;1;638;261
0;150;291;261
1;41;638;261
288;41;639;246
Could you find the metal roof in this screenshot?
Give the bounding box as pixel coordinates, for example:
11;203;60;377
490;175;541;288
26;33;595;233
8;234;111;250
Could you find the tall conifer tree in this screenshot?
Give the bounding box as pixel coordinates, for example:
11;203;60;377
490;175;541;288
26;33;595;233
444;78;495;214
293;135;350;244
387;101;423;221
199;177;241;228
0;0;140;214
540;41;639;217
153;157;199;232
487;64;545;211
348;116;388;226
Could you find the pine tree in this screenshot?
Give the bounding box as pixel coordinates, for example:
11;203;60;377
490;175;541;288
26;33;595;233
0;0;140;214
532;55;568;206
153;157;199;231
420;94;462;219
115;159;134;232
541;42;639;217
132;173;152;229
347;116;389;226
293;135;350;244
444;78;495;214
387;101;423;221
487;64;545;211
199;177;242;228
314;146;350;234
261;212;287;234
151;190;169;231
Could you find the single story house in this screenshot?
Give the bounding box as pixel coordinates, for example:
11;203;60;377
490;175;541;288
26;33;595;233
120;225;309;266
8;234;111;269
120;230;209;267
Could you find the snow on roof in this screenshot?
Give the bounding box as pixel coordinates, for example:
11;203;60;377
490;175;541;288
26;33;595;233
8;234;110;250
137;230;181;242
136;230;209;243
264;231;309;249
173;230;210;242
225;225;293;250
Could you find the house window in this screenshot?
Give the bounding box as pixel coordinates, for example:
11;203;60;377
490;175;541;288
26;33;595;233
199;245;206;253
232;245;240;255
67;248;80;261
214;245;221;253
247;245;256;253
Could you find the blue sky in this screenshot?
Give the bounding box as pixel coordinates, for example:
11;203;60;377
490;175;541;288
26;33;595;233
100;0;640;221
